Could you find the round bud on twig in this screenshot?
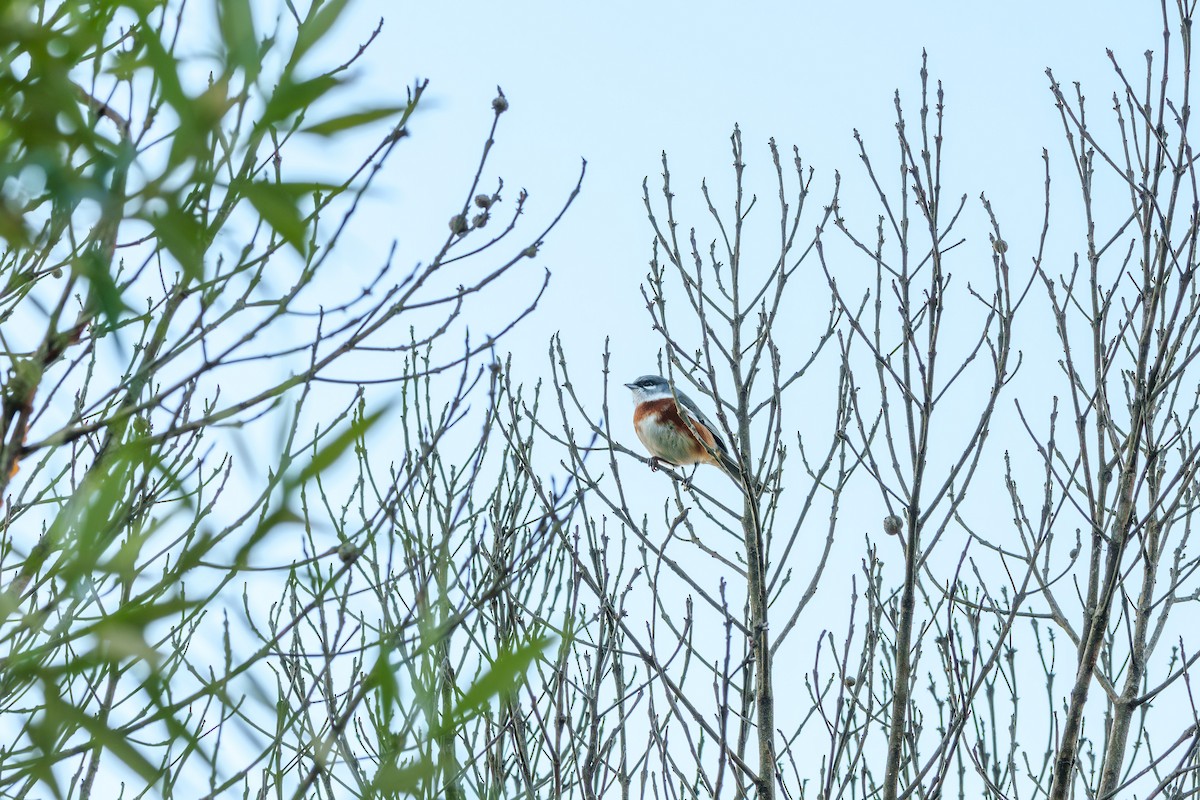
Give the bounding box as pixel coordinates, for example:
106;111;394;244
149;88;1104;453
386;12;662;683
492;91;509;113
883;514;903;536
474;194;493;209
472;212;489;229
993;238;1008;254
448;214;468;235
522;243;538;259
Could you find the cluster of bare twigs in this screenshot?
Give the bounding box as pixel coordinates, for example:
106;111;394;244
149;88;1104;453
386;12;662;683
0;2;584;797
488;6;1200;800
6;2;1200;799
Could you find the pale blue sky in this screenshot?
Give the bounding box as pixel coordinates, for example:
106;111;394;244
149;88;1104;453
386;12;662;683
234;0;1179;788
295;0;1169;590
4;2;1179;794
311;0;1161;371
287;1;1163;509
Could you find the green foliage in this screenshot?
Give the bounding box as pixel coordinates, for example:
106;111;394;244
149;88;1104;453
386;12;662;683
0;0;411;307
0;2;579;797
438;632;554;733
365;632;557;798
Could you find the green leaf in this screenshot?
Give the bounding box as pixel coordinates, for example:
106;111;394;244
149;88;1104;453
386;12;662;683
140;671;213;772
370;757;435;796
47;437;152;584
234;503;303;568
295;406;387;485
443;633;554;730
131;17;223;165
364;642;399;727
293;0;352;67
231;405;385;566
261;74;341;128
146;197;207;284
93;623;161;664
302;105;409;136
0;204;31;247
218;0;259;79
239;179;309;256
46;691;160;786
78;248;130;331
132;19;190;124
96;594;199;632
105;47;144;81
77;715;160;785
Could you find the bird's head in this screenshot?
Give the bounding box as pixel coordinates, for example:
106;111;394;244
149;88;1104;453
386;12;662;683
625;375;671;403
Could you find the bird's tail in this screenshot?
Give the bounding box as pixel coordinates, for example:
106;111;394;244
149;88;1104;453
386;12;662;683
716;450;766;495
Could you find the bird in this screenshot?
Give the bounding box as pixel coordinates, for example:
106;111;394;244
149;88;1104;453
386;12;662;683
625;374;756;490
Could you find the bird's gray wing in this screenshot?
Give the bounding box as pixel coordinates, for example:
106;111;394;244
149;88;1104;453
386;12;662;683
674;390;730;454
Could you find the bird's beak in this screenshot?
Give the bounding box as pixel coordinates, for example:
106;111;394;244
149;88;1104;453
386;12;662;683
624;382;636;389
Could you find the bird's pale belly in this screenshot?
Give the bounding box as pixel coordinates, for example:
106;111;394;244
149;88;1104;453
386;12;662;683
635;417;712;466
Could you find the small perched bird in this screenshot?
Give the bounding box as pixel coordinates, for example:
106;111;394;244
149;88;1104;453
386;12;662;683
625;374;755;489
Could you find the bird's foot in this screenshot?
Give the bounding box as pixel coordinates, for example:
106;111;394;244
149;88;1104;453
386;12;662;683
649;457;662;472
